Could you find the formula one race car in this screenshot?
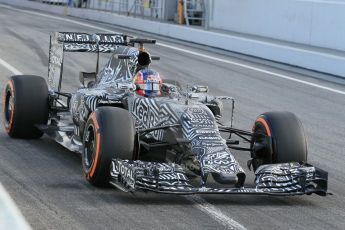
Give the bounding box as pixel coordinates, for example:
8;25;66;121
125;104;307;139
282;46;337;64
3;32;328;196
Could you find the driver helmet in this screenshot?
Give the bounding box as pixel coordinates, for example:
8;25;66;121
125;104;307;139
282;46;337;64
133;69;162;97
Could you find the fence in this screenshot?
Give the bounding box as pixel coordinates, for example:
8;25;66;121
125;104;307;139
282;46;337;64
88;0;163;19
32;0;165;19
33;0;68;5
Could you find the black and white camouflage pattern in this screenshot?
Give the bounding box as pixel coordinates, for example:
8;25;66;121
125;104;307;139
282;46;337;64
48;32;128;91
129;96;179;140
48;32;64;91
255;162;316;191
126;94;245;184
45;31;328;196
110;159;195;192
110;160;327;195
69;46;139;133
181;107;244;177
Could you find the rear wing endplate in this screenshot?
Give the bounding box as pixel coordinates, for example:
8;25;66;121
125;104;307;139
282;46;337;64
48;32;128;91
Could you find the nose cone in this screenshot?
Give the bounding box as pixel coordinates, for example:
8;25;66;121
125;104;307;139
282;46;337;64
181;106;246;186
212;172;246;187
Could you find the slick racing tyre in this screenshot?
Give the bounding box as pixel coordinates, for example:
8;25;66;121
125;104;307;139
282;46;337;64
3;75;49;138
251;111;307;170
82;107;136;187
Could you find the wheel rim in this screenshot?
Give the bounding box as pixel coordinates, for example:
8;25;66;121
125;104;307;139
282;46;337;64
84;124;96;171
4;89;14;129
251;121;272;169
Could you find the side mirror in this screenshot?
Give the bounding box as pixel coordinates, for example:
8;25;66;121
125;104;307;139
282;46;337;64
191;85;208;93
79;72;96;88
116;82;136;91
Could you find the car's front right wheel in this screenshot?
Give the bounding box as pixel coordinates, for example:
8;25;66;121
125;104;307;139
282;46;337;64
251;111;308;171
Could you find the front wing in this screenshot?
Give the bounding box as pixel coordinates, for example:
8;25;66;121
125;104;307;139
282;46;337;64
109;159;328;196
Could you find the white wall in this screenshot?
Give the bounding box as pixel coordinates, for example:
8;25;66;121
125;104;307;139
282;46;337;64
1;0;345;76
209;0;345;52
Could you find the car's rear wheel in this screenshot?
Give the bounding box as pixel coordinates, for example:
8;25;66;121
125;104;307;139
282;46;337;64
82;107;136;187
3;75;49;138
251;111;307;170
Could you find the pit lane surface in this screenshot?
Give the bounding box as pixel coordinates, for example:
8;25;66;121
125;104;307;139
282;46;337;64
0;5;344;230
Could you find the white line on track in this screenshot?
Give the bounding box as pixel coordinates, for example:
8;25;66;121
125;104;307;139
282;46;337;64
0;58;22;75
1;4;345;96
185;195;247;230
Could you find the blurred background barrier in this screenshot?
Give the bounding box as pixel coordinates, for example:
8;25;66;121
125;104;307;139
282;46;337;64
31;0;178;21
31;0;68;5
28;0;345;54
2;0;345;77
30;0;206;25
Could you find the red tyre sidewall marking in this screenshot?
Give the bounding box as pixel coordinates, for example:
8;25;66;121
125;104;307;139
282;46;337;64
87;112;101;180
255;117;271;137
3;80;14;133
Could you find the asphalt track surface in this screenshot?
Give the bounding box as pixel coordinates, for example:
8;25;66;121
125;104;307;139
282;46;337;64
0;5;345;230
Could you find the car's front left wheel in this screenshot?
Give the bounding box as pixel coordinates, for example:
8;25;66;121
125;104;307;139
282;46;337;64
251;111;308;171
82;107;136;187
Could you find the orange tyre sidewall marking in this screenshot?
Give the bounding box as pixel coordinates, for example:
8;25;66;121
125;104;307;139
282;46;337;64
88;112;101;179
3;80;15;133
255;117;271;137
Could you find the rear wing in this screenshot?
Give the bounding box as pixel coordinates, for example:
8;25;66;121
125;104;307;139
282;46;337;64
48;32;129;91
